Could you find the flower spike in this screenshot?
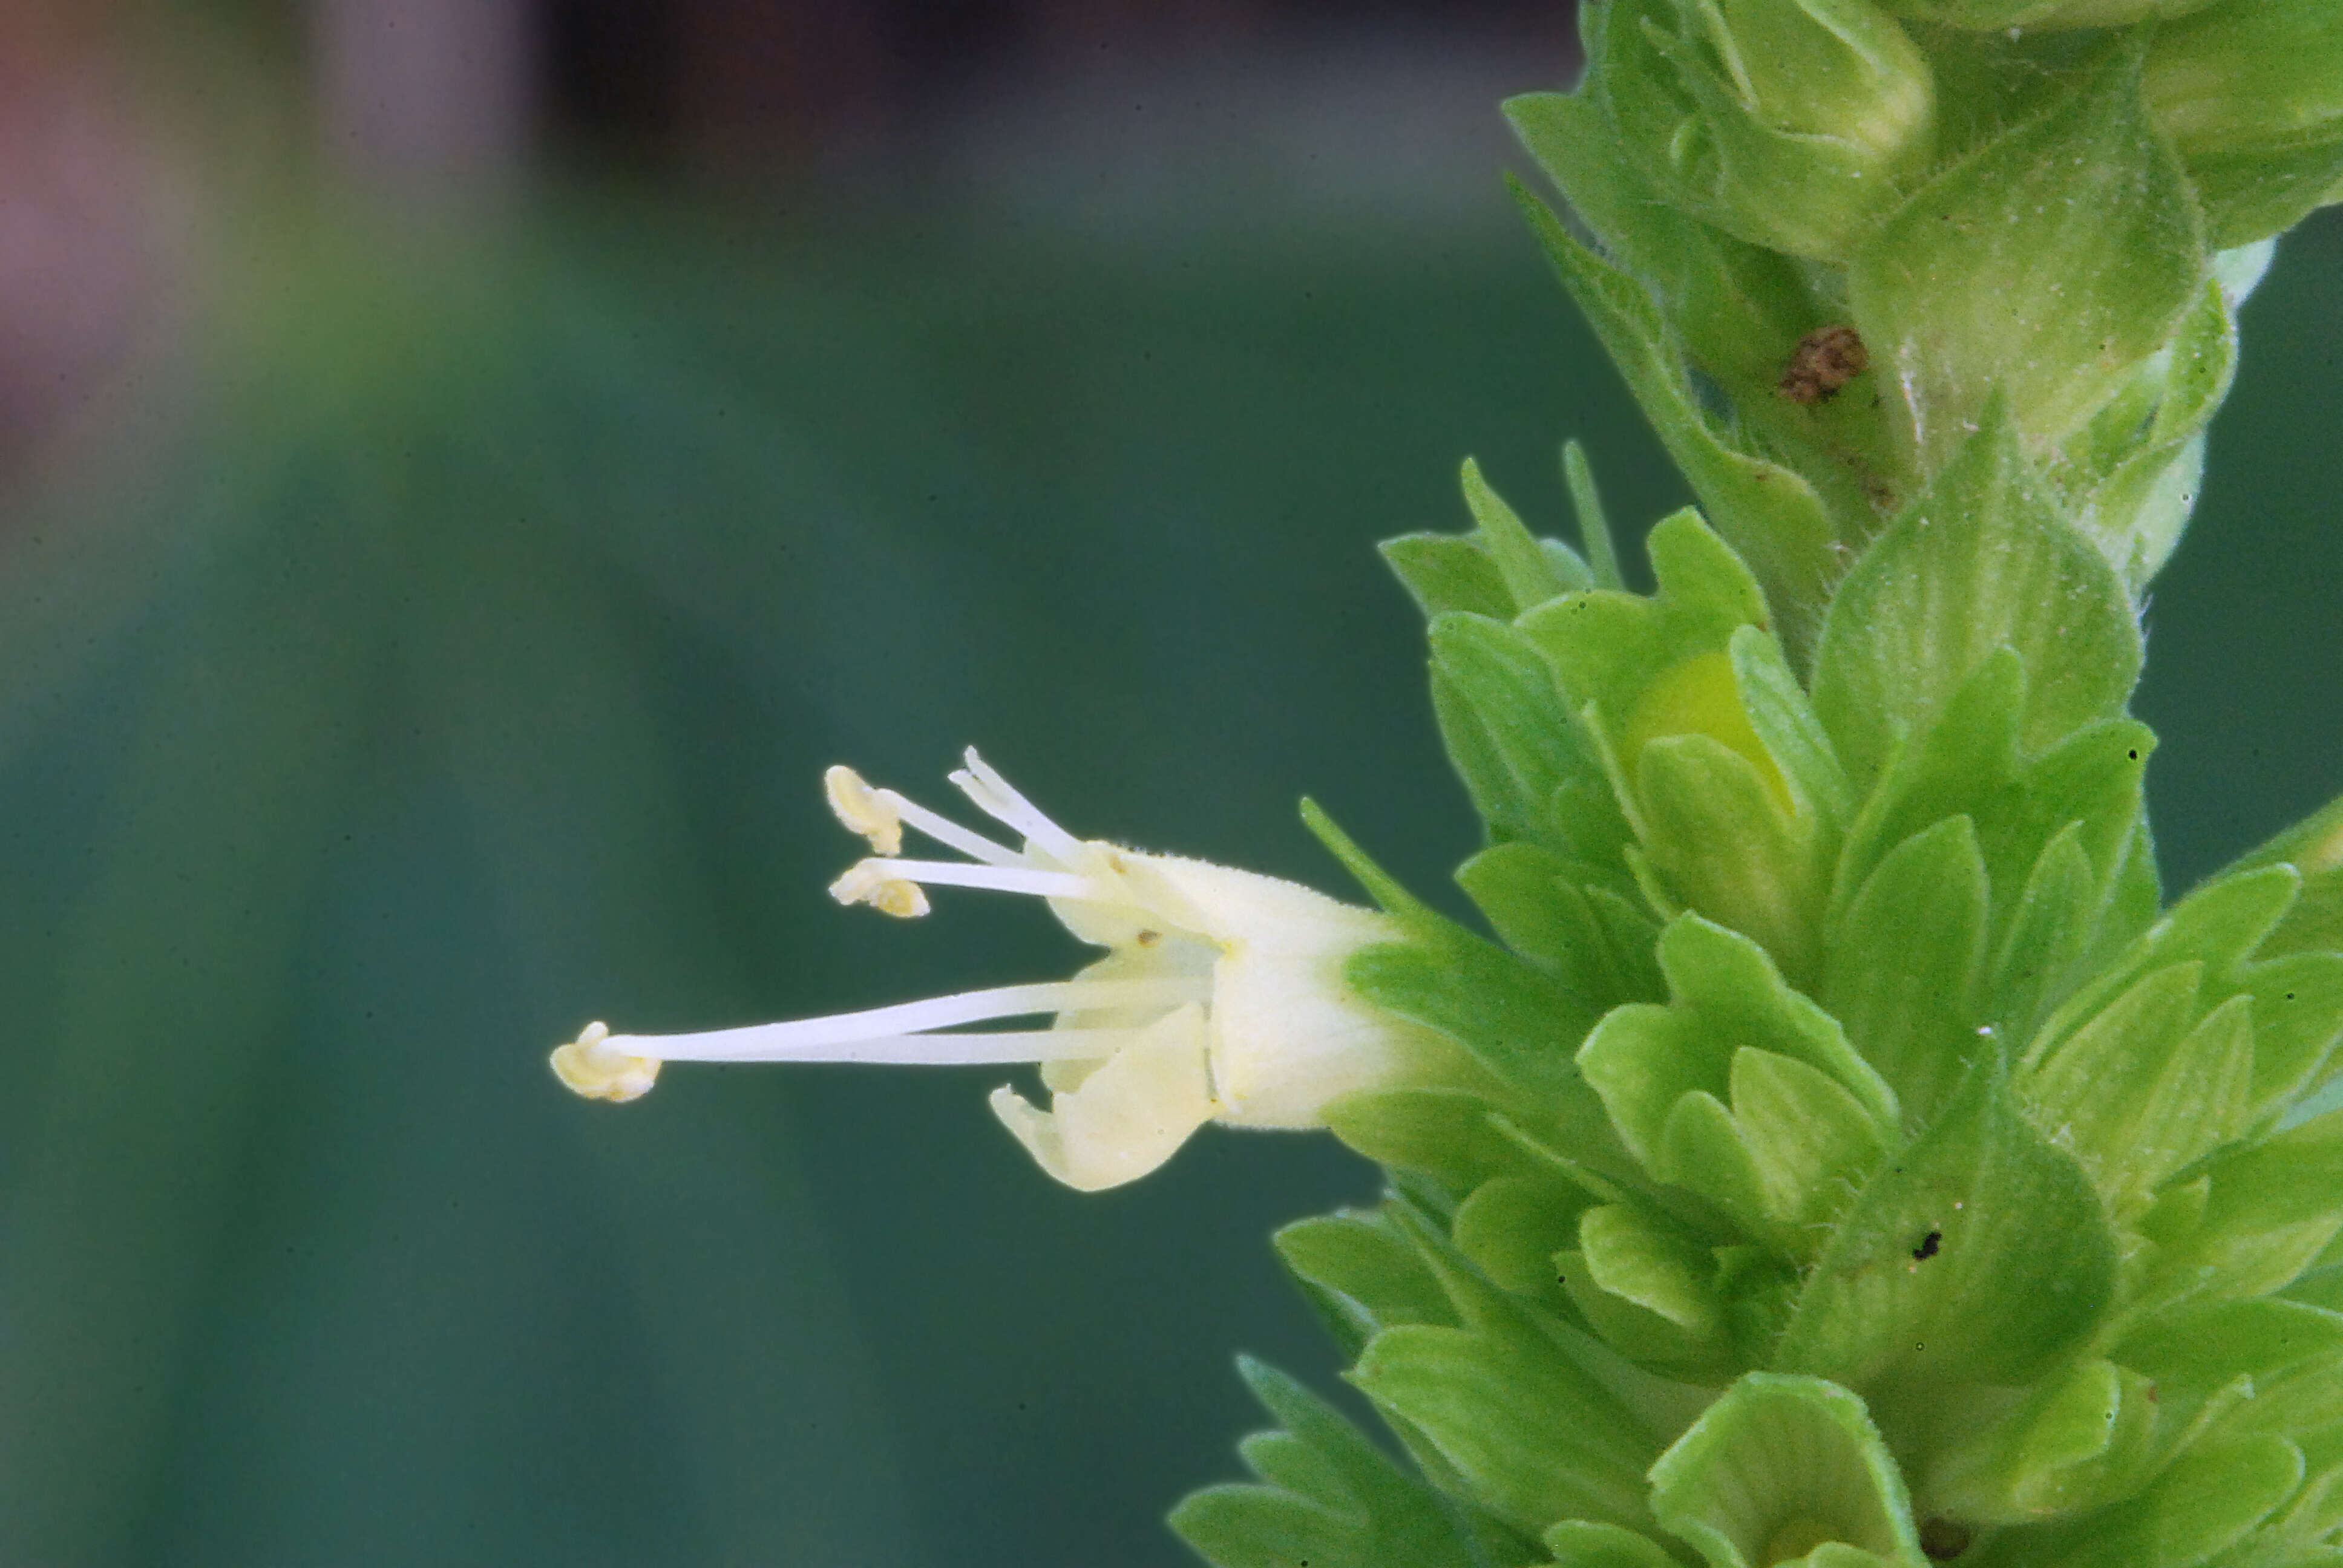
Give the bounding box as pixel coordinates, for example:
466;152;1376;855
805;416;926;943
551;751;1455;1189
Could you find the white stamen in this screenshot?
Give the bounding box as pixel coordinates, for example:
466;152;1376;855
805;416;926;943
654;976;1207;1050
824;765;903;855
951;747;1087;863
615;1026;1147;1067
879;788;1023;867
851;857;1095;901
575;976;1209;1071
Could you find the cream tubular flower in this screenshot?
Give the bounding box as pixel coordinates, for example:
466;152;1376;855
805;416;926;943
548;749;1449;1190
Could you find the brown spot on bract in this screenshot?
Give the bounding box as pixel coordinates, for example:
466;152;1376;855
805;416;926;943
1136;929;1162;947
1780;325;1870;405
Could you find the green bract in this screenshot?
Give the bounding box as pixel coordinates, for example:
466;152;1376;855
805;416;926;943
1175;2;2343;1566
1847;44;2206;470
1872;0;2217;34
1598;0;1938;258
2145;0;2343;247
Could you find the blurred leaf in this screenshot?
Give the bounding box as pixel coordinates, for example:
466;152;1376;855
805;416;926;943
0;480;392;1559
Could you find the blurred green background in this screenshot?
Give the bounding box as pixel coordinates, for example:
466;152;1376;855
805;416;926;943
0;4;2333;1564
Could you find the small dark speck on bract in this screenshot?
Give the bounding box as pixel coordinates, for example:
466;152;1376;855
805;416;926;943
1920;1518;1973;1561
1913;1230;1942;1261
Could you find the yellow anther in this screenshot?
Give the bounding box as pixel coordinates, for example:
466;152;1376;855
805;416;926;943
828;860;931;918
824;765;904;855
549;1022;663;1103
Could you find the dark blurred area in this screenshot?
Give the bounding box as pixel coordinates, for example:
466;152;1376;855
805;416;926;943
0;3;2329;1565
